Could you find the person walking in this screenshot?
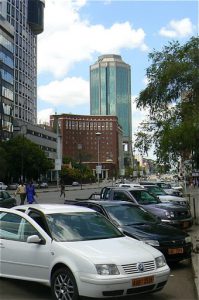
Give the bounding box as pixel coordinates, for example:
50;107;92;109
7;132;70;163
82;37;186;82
26;181;37;204
60;183;65;198
15;182;26;205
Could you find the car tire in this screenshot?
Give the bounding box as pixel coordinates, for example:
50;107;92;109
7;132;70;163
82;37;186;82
51;267;79;300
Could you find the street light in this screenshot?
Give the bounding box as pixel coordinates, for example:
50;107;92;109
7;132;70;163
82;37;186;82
77;143;83;190
95;132;102;185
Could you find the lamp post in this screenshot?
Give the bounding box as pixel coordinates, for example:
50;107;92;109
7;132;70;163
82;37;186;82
20;125;27;182
77;143;83;190
96;132;102;185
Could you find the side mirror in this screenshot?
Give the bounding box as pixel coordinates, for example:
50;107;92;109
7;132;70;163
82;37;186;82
27;234;44;244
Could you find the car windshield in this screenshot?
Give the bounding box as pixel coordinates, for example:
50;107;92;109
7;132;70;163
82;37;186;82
158;183;172;189
46;212;123;242
129;190;160;204
147;186;167;196
106;204;157;225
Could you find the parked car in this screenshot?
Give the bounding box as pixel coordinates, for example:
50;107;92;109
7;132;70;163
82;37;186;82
93;186;193;229
72;181;80;186
0;182;8;190
0;204;170;299
39;182;48;188
141;181;182;197
139;184;188;207
7;183;19;190
66;200;192;263
0;190;17;208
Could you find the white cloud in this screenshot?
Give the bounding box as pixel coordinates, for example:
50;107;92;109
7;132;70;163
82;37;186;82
159;18;194;38
38;77;89;107
131;96;149;136
38;0;148;78
37;108;55;124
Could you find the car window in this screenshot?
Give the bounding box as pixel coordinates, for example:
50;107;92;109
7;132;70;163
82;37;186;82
147;186;166;196
113;191;131;201
130;190;159;204
28;211;49;234
46;212;123;242
0;212;39;241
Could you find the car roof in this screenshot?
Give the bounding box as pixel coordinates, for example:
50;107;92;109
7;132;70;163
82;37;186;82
105;186;145;191
114;187;146;191
78;200;139;207
13;204;94;214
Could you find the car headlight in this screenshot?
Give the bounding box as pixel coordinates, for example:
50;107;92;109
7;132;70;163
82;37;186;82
155;255;166;268
143;239;160;247
185;236;192;243
165;211;175;218
95;264;120;275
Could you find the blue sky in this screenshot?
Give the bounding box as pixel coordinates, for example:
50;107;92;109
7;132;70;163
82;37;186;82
37;0;198;156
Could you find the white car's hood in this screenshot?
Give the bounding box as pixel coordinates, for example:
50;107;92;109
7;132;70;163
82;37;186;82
60;236;160;264
159;195;187;202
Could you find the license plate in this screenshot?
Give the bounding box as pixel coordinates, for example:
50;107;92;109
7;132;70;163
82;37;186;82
168;248;184;254
182;221;189;228
132;276;154;286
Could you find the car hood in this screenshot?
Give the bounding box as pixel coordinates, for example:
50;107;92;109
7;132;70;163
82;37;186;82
158;195;186;202
146;203;188;211
59;236;160;264
121;223;187;241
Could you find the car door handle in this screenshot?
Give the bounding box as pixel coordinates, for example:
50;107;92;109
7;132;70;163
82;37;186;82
0;242;5;248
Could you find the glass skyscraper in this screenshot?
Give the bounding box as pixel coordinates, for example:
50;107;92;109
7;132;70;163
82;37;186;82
90;54;132;149
0;14;14;141
0;0;45;125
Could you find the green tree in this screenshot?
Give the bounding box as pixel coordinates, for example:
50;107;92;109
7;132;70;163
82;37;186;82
0;144;8;181
3;136;53;181
135;37;199;168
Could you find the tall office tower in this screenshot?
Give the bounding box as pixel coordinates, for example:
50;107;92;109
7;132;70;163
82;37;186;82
0;0;45;124
90;54;132;166
0;14;14;141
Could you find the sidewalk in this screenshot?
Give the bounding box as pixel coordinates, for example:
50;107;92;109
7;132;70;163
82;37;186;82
189;224;199;299
186;187;199;299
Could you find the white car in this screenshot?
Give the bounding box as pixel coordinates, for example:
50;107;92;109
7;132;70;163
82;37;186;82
0;182;8;190
0;204;170;299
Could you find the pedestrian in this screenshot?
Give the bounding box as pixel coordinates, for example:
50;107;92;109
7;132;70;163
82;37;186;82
60;183;65;198
15;182;26;205
26;181;37;204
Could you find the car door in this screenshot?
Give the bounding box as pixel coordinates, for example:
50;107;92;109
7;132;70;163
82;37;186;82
0;210;52;282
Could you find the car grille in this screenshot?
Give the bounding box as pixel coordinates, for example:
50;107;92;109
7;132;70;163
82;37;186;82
160;239;185;247
173;210;191;219
122;261;155;274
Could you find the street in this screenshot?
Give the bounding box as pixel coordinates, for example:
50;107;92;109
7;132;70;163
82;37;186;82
1;185;198;300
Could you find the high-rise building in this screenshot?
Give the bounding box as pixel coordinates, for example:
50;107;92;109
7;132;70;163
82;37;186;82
0;14;14;141
0;0;45;124
90;54;132;157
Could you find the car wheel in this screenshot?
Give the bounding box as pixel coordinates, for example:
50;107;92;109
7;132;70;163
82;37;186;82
51;267;79;300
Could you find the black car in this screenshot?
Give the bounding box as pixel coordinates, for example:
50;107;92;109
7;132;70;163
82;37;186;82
0;190;17;208
67;200;192;263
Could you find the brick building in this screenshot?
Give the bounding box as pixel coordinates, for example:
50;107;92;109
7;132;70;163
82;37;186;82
50;114;124;179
